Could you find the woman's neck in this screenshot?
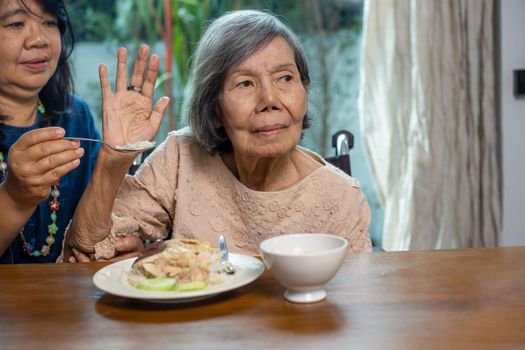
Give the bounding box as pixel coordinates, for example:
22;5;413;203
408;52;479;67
222;147;321;191
0;95;40;127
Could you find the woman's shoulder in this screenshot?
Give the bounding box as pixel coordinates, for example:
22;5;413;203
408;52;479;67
165;127;209;155
149;127;210;164
136;127;217;183
321;163;362;188
297;145;362;190
166;126;192;143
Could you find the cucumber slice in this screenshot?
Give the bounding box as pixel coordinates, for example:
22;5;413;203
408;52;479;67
136;277;176;291
175;281;208;291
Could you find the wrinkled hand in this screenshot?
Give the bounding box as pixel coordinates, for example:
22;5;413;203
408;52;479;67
109;235;145;262
67;235;145;263
99;44;170;149
4;127;83;208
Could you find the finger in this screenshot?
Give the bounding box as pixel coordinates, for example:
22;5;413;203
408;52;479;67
34;147;84;175
25;138;80;162
141;53;159;99
72;248;91;263
129;44;150;89
150;97;170;131
99;64;112;98
40;158;81;184
115;47;128;93
16;143;81;182
62;245;73;262
12;128;66;151
68;256;77;263
115;235;144;253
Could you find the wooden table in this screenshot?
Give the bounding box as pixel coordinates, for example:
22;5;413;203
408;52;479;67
1;247;524;350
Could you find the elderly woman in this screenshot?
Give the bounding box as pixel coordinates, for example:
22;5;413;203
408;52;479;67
64;10;371;261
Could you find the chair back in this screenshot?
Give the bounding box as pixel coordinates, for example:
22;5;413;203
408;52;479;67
324;130;354;176
128;148;155;175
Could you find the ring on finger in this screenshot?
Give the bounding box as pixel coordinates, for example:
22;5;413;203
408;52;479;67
127;85;142;93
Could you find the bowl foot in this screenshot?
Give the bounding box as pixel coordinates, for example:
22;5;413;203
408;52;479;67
284;288;326;303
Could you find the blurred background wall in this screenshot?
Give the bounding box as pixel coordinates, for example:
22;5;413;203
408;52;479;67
499;0;525;246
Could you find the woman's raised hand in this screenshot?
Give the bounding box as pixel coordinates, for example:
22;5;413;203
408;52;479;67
99;44;169;150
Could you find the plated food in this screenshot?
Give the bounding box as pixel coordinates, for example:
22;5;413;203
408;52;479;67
93;252;264;303
127;239;235;292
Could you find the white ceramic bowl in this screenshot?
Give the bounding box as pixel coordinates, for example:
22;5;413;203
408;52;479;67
259;233;348;303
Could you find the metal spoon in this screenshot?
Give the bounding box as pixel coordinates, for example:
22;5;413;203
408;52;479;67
219;234;236;275
64;137;155;153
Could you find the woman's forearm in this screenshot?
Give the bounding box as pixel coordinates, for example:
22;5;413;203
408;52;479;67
0;182;36;255
66;146;136;253
0;184;38;255
65;42;168;255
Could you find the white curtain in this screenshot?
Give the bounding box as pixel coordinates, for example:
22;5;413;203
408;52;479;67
358;0;501;250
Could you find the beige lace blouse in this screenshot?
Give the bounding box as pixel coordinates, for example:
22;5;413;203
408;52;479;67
93;129;372;259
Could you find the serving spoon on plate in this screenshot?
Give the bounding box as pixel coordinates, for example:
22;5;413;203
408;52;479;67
219;234;236;275
64;137;156;153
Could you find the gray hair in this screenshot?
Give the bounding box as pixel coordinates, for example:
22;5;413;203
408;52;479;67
187;10;311;153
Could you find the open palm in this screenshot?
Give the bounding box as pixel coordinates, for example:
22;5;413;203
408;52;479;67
99;44;169;148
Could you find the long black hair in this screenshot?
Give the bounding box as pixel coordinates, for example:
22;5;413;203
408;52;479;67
0;0;75;150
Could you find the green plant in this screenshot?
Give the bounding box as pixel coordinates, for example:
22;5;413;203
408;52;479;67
67;0;117;41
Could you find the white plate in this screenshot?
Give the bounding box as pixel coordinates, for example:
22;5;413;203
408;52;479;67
93;253;265;303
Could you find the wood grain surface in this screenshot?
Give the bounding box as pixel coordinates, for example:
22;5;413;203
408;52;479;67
1;247;524;350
